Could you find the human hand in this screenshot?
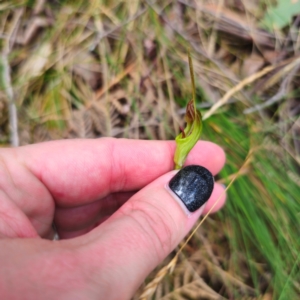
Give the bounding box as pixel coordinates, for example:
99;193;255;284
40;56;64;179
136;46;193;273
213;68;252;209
0;138;226;299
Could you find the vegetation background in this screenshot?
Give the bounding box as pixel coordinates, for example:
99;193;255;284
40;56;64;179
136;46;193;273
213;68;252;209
0;0;299;299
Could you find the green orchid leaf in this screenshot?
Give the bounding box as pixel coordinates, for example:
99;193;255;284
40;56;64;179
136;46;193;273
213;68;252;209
174;53;203;170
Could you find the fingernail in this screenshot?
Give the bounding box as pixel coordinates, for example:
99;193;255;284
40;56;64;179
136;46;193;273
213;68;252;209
168;165;214;213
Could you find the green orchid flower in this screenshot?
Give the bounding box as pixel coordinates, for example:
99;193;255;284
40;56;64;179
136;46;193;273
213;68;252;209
174;53;202;170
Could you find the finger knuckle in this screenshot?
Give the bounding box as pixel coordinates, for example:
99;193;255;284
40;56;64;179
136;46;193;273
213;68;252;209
120;198;176;262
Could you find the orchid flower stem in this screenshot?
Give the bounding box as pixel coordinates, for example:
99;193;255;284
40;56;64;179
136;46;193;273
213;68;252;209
174;52;203;170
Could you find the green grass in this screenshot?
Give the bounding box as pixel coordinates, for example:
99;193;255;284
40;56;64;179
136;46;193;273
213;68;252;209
204;109;300;298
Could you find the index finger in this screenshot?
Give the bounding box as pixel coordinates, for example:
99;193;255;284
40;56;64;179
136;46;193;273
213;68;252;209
18;138;225;207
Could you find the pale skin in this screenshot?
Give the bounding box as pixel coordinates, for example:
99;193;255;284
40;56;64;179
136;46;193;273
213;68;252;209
0;138;226;300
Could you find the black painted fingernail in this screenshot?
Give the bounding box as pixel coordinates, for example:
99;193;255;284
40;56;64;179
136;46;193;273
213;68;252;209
168;165;214;212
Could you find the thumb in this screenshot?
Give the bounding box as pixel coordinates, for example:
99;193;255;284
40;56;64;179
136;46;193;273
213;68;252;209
79;165;218;299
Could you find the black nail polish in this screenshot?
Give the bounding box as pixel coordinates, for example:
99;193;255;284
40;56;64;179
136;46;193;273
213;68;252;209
169;165;214;212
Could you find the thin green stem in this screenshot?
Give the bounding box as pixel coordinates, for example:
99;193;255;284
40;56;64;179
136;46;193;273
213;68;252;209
188;52;196;112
